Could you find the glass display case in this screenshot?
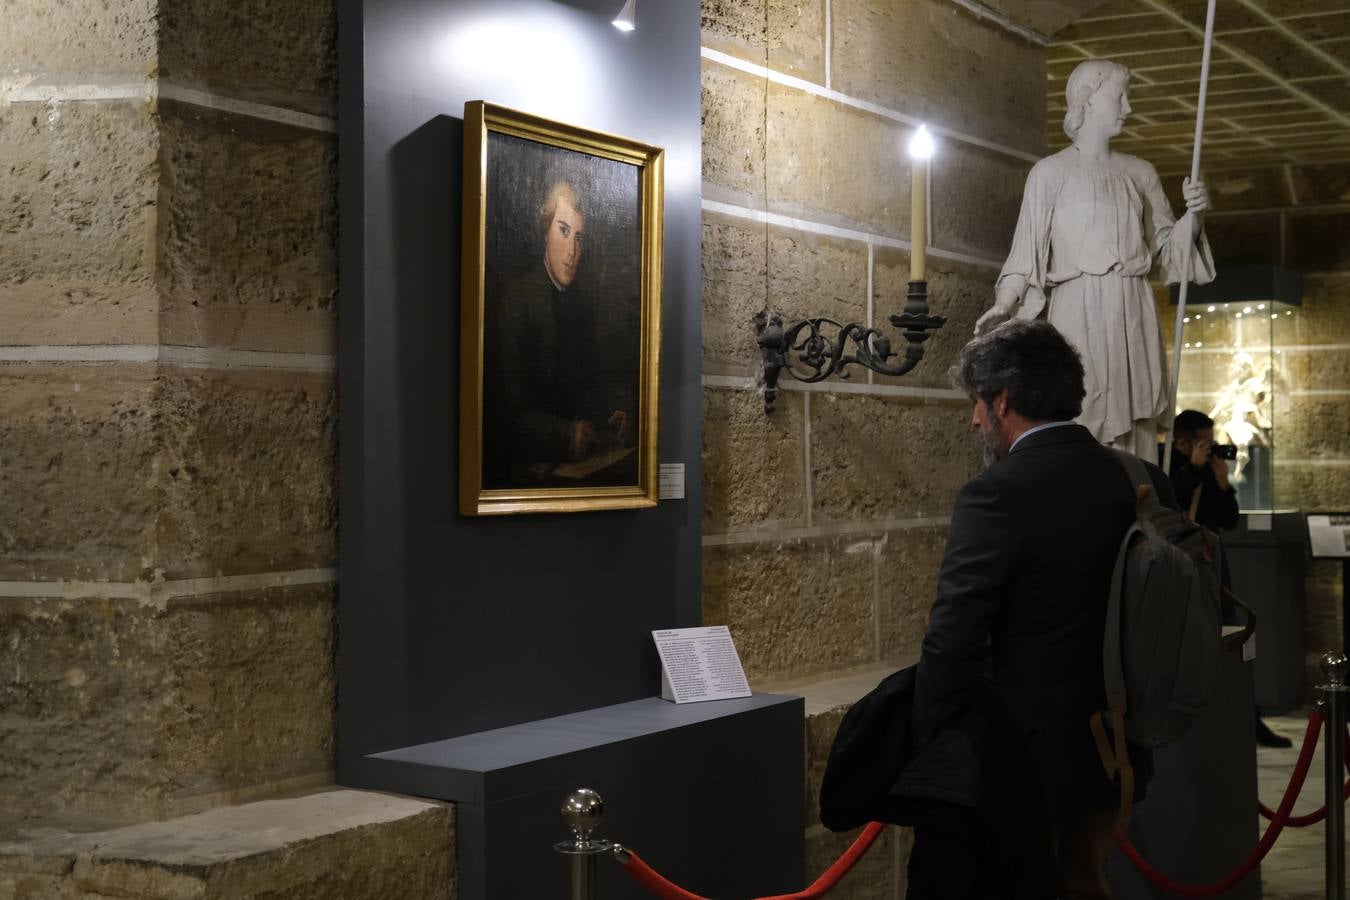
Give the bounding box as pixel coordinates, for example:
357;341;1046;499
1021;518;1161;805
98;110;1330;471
1171;266;1302;513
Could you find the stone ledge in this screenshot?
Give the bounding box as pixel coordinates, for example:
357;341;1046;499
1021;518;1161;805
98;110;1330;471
762;662;900;717
0;789;455;899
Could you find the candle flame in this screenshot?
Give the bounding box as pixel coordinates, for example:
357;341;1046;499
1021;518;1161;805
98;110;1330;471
908;124;935;160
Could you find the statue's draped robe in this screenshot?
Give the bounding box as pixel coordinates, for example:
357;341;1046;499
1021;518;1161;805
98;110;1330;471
997;148;1215;458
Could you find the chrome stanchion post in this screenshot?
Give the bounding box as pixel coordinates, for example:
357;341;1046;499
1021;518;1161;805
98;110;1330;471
1321;652;1348;900
556;788;611;900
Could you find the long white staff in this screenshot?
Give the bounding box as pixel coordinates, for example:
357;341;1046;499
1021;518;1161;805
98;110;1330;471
1163;0;1218;475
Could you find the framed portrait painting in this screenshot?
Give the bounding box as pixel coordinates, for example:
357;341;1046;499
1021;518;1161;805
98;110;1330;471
459;102;664;516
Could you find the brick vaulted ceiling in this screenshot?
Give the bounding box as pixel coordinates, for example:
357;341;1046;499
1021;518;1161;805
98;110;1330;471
1047;0;1350;176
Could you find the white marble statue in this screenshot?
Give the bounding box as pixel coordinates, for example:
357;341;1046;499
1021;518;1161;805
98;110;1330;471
1208;350;1281;484
975;59;1216;459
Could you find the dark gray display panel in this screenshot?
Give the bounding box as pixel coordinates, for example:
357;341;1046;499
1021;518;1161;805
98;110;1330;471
337;0;704;773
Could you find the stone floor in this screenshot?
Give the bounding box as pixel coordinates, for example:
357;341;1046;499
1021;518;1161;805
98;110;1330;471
1258;712;1344;900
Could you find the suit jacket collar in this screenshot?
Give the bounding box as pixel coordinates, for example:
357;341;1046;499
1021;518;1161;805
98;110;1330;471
1008;421;1095;455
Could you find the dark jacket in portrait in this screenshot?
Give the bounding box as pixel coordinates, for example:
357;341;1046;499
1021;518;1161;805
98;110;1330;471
913;424;1174;822
482;261;638;489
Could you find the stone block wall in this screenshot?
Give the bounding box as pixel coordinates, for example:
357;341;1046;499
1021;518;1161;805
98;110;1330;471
1159;162;1350;701
0;0;339;835
699;0;1054;892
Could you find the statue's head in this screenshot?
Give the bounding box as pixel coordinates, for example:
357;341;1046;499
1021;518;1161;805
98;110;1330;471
1063;59;1132;140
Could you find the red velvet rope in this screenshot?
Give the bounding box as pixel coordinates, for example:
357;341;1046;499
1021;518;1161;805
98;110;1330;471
1115;710;1324;897
1257;723;1350;826
622;715;1331;900
618;821;886;900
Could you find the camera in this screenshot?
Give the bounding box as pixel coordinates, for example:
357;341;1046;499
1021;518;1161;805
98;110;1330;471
1211;443;1238;460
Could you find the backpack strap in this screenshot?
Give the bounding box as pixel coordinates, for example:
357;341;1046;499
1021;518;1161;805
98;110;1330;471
1096;449;1151;834
1111;448;1162;514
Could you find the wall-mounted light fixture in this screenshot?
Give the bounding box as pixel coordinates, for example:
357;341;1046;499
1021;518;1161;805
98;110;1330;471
612;0;636;31
752;124;947;414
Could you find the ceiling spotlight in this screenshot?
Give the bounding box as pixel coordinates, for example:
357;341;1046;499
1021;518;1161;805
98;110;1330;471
1207;305;1216;312
612;0;636;31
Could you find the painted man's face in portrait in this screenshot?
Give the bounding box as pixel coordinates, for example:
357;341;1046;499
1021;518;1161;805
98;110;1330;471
544;199;586;289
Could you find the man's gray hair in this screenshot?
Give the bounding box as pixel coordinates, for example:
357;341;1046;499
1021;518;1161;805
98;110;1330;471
951;319;1086;421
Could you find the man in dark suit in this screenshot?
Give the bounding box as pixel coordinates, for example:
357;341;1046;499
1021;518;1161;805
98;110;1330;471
914;319;1169;900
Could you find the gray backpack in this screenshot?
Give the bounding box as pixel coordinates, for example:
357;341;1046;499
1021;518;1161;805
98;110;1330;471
1091;450;1229;828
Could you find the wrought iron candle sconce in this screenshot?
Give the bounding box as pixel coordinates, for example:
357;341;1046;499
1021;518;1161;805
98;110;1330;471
753;280;946;414
753;123;947;414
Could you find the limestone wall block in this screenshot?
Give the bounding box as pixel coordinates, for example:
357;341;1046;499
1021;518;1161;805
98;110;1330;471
703;214;769;370
1282;348;1350;393
1278;464;1350;511
159;0;337;115
1162;167;1292;214
1288;210;1350;274
0;0;156;78
1205;213;1282;267
154;368;336;580
0;363;158;582
876;526;947;666
163;584;335;801
703;388;807;534
872;252;990;389
804;823;908;899
703;537;876;681
0;100;159;346
0;791;453;900
0;595;171;832
804;705;845;823
810;394;979;524
158;103;337;355
1301;274;1350;339
831;0;1046;155
766;84;911;235
1290;162;1350;205
932;140;1029;262
701;0;826;84
0;584;335;833
701;62;767;208
1278;395;1350;459
702;215;867;373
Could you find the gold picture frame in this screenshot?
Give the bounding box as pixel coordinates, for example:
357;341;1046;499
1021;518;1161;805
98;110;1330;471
459;101;664;516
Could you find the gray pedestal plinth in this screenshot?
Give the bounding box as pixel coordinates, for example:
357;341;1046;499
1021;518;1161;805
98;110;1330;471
359;694;805;900
1227;511;1307;714
1108;647;1261;899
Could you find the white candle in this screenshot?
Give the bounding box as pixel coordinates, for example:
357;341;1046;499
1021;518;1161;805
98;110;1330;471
908;125;935;282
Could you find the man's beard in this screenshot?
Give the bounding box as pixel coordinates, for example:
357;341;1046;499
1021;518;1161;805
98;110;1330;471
980;406;1002;469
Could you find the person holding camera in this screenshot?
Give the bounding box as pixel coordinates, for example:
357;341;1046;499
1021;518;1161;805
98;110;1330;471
1167;409;1292;748
1168;410;1239;529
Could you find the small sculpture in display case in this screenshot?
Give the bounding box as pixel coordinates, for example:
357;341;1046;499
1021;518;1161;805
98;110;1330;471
975;59;1214;459
1173;276;1301;512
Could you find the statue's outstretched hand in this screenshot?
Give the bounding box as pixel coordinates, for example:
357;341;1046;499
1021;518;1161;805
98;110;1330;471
974;300;1014;335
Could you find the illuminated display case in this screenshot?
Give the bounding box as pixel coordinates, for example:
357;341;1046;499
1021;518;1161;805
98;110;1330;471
1171;266;1302;513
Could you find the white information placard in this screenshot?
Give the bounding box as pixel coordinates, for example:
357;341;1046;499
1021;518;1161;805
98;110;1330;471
659;463;685;500
652;626;752;704
1307;514;1350;559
